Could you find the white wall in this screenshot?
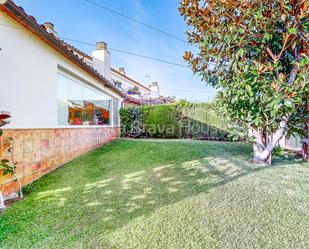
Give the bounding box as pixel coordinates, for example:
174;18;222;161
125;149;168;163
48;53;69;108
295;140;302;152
0;12;123;128
149;83;160;98
92;48;112;81
111;71;150;96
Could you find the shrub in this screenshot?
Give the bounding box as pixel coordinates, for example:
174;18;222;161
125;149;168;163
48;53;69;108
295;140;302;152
120;107;144;137
120;102;232;140
143;104;180;138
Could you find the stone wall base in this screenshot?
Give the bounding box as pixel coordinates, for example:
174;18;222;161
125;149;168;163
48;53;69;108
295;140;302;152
0;127;119;197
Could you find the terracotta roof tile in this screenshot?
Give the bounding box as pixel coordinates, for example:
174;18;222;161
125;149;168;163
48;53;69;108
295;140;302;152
111;68;151;92
1;1;173;104
0;0;126;97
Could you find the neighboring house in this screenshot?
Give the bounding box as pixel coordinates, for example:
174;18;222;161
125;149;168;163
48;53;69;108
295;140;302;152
72;41;172;105
39;22;169;106
111;71;171;104
111;67;152;98
0;1;126;197
43;23;172;106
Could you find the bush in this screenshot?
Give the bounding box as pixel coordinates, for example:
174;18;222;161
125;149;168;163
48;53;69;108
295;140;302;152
120;107;144;137
143;105;180;138
120;102;232;140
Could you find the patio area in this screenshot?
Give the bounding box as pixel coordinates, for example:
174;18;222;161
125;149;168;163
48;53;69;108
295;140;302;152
1;139;308;248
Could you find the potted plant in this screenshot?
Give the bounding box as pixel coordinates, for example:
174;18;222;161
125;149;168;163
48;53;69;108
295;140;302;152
82;111;90;125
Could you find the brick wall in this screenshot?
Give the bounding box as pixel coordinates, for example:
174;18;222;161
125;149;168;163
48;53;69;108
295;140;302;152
0;127;119;197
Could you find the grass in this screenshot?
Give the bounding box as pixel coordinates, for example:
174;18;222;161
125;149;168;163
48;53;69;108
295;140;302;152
0;139;308;249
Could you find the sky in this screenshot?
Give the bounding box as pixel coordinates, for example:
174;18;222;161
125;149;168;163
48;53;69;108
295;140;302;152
14;0;216;101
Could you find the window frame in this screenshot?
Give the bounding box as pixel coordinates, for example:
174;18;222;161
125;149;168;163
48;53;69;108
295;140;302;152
57;70;116;128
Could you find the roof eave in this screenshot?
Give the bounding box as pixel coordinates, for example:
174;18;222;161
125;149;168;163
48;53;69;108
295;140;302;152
0;1;126;98
111;68;151;92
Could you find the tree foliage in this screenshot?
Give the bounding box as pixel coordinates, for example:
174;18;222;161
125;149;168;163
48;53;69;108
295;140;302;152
179;0;308;163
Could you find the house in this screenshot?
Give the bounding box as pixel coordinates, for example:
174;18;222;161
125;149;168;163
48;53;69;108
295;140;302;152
0;0;128;197
41;23;172;106
111;67;153;98
111;72;175;106
60;40;172;106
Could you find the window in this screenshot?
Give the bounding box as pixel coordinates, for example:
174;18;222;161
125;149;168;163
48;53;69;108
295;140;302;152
113;80;122;88
57;73;112;126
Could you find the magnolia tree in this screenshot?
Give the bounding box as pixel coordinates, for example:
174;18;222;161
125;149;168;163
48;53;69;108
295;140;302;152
179;0;308;164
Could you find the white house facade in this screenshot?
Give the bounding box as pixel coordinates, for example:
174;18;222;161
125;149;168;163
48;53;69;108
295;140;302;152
111;67;152;98
0;0;124;197
0;16;124;129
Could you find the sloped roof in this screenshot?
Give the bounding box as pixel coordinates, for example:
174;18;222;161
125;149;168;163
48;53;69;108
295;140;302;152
123;96;175;106
111;68;151;92
0;0;126;97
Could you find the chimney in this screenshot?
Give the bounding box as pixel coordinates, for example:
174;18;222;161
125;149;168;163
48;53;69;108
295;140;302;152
149;82;160;98
43;22;58;38
92;41;111;81
96;41;107;51
119;67;126;75
0;0;9;5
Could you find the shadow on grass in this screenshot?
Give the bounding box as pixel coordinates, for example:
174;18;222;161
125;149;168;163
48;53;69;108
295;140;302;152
1;139;305;247
26;156;266;234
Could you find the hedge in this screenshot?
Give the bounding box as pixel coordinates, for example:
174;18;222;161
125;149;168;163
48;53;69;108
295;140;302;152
120;102;231;140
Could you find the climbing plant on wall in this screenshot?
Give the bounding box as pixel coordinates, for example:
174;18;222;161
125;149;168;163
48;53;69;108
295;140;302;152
0;113;22;209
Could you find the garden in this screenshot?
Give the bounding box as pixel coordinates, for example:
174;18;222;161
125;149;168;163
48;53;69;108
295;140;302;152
1;139;308;248
0;0;308;248
120;102;231;140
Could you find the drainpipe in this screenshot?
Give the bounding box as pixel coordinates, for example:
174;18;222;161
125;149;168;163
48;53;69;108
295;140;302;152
121;96;127;108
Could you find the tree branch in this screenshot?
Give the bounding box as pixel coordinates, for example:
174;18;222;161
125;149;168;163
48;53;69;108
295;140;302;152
276;34;290;61
267;34;290;63
288;47;301;85
266;46;277;61
260;114;291;160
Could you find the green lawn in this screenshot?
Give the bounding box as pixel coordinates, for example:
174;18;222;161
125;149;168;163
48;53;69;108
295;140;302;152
0;139;308;249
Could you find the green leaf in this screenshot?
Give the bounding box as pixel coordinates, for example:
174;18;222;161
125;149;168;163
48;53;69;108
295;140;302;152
300;56;309;67
288;28;297;35
272;98;281;110
284;99;293;108
263;33;272;41
239;28;244;34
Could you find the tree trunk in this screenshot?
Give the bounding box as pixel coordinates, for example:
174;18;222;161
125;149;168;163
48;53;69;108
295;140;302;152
253;142;270;165
250;115;290;165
